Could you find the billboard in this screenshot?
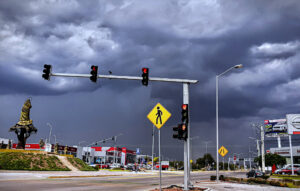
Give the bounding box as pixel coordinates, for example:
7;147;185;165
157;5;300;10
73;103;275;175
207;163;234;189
286;114;300;135
264;119;288;137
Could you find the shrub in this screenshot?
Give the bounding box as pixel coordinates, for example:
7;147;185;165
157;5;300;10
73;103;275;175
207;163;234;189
210;176;216;181
219;175;225;181
261;175;270;180
269;180;281;187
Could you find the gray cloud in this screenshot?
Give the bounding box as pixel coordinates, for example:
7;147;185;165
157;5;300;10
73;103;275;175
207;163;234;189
1;0;300;160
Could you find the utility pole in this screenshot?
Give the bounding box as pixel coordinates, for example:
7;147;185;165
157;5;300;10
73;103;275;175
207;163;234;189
260;125;265;173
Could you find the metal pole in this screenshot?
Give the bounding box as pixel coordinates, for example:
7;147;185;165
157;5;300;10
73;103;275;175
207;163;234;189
250;158;252;170
183;83;189;190
277;136;281;148
256;139;260;157
159;129;162;191
228;158;230;171
52;72;198;84
260;125;265;173
216;76;219;181
223;157;224;170
289;135;294;175
152;124;155;171
47;123;53;144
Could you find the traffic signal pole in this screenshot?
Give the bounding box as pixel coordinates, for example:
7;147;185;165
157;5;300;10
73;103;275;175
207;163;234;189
48;70;197;190
183;83;190;190
51;73;198;84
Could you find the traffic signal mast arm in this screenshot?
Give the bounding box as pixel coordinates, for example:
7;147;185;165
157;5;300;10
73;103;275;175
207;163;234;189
51;72;198;84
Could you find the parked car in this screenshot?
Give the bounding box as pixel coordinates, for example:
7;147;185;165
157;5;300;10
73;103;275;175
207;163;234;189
110;163;121;169
96;164;110;169
246;170;265;178
275;164;300;175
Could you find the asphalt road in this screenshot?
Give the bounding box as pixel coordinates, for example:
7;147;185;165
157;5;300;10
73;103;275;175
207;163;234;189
0;171;245;191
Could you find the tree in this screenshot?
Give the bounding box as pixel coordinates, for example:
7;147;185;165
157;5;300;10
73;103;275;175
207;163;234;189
254;153;286;167
196;153;215;169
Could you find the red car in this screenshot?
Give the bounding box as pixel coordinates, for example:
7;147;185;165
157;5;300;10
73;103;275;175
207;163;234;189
96;164;110;169
279;167;300;175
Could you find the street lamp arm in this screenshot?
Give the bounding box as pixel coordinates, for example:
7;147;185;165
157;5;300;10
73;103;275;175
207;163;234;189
217;66;235;77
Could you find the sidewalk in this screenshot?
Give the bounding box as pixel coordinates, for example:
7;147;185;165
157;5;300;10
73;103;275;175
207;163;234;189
0;170;156;180
195;181;300;191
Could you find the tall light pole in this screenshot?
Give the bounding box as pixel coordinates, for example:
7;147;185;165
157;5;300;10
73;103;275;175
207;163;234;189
216;64;242;181
53;135;57;144
47;123;53;144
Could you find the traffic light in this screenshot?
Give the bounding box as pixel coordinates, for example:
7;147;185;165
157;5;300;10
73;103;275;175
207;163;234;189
181;104;189;125
141;67;149;86
90;65;98;82
173;124;188;140
173;124;182;139
42;64;52;80
181;123;188;140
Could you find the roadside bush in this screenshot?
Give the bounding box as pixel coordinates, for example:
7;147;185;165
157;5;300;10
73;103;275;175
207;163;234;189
269;180;281;187
219;175;225;181
261;175;270;180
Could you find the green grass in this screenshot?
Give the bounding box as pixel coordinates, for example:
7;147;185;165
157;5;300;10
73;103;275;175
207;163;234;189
67;157;96;171
271;175;300;180
0;152;70;171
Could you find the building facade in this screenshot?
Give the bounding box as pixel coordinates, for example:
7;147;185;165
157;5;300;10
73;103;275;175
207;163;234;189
77;146;136;165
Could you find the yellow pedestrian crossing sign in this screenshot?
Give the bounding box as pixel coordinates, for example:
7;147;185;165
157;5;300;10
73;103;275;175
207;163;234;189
218;146;228;157
147;103;171;129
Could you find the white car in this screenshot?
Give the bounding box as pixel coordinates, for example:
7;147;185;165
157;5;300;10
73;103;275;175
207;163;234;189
272;124;287;132
110;163;121;169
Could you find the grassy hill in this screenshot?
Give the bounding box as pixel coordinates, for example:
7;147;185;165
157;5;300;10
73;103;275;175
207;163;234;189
67;157;96;171
0;152;70;171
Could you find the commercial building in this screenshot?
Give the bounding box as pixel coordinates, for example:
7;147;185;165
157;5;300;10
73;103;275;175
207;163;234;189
76;146;137;165
269;146;300;164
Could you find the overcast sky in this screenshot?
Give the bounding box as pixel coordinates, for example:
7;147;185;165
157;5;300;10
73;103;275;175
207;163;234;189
1;0;300;161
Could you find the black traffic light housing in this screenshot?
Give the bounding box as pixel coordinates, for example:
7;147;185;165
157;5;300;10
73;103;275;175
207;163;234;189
42;64;52;80
181;104;189;125
173;124;188;140
90;65;98;82
181;123;188;140
141;67;149;86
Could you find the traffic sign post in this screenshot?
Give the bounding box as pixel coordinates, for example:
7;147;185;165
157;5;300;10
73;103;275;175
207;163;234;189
147;103;171;191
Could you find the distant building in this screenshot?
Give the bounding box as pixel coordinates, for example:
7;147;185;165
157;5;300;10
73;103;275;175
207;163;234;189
0;138;11;149
11;143;77;156
269;146;300;164
76;146;136;165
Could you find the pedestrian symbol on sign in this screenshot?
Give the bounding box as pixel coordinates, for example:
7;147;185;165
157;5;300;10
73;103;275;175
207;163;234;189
156;107;163;124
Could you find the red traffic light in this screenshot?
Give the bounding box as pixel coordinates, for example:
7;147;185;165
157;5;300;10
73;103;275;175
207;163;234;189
182;104;187;110
142;68;148;74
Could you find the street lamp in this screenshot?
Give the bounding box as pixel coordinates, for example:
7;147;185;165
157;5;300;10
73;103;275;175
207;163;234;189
216;64;243;181
47;123;53;144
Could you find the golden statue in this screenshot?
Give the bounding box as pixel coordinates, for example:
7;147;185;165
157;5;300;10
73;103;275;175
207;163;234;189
64;145;68;155
54;143;58;154
9;98;37;149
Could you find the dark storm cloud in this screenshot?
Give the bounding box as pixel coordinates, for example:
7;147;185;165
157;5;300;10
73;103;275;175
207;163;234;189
1;0;300;159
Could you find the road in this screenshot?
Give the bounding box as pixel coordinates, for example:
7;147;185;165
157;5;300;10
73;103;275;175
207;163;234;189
0;170;244;191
